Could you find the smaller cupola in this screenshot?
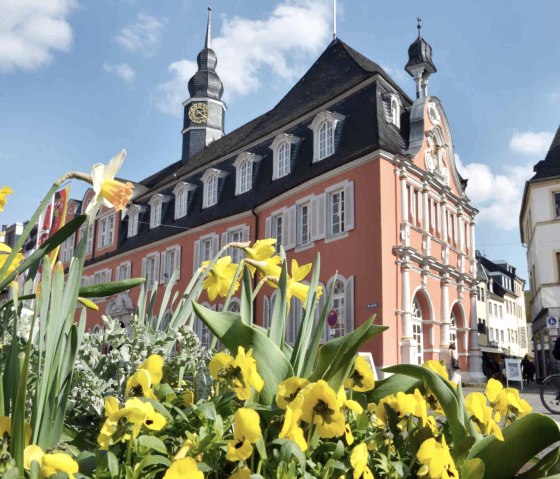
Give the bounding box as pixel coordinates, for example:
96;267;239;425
405;17;437;99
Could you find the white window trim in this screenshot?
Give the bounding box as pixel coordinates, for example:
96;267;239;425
127;204;146;237
160;244;182;283
92;268;112;302
309;110;345;163
269;133;301;180
172;182;197;219
390;94;401;128
221;225;250;264
148;194;171;229
201;168;227;208
142;252;160;290
116;261;132;281
233;152;262;195
295;195;314;249
193;232;220;273
97;212;115;250
325;179;355;239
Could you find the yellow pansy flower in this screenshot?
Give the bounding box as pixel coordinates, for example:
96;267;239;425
300;380;345;438
279;393;307;451
183;388;195;408
485;378;532;421
141;354;164;385
344;355;375;392
127;397;167;432
85;150;134;218
350;443;374;479
202;256;240;301
229;466;251;479
465;392;504;441
126;368;155;399
373;392;417;428
337;388;363;414
422;360;449;382
209;347;263;400
0;187;13;212
0;415;32;446
163;457;203;479
41;453;79;478
226;408;262;462
24;445;44;470
276;377;310;409
417;436;458;479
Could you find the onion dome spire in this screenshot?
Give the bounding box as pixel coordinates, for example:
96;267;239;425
188;7;223;100
405;17;437;98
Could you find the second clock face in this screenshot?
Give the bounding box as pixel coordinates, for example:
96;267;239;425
188;103;209;124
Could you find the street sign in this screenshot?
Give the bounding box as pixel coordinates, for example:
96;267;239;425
327;309;338;328
367;303;378;308
547;317;558;329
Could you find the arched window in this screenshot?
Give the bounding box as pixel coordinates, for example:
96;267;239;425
238;160;252;194
318;121;334;160
309;111;345;163
325;276;354;340
411;298;424;365
269;134;300;180
228;298;241;313
206;175;217;207
450;311;458;347
128;208;139;237
277;142;290;178
391;95;401;128
234;153;261;195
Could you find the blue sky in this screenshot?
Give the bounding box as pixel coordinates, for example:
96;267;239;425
1;0;559;282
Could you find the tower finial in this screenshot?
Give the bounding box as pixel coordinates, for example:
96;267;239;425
417;17;422;38
205;7;212;49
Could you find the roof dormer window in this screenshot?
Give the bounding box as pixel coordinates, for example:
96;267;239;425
309;111;345;163
201;168;227;208
172;181;197;219
233;153;262;195
127;204;146;237
391;95;401;128
148;194;171;229
269;133;301;180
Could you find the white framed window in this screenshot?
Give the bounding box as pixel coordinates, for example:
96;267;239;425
411;298;424;365
309;111;345;162
228;297;241;313
193;233;219;272
195;303;215;349
93;268;112;302
272;213;283;252
79;224;94;255
326;180;355;238
234;153;261;195
126;204;146;237
269;134;301;180
286;297;303;345
265;207;296;251
391;94;401;128
161;245;181;283
201;168;227;208
149;194;170;229
142;252;160;290
325;275;354;339
116;261;131;281
173;182;196;219
297;201;311;247
222;225;250;264
553;192;560;219
97;214;115;249
59;234;74;263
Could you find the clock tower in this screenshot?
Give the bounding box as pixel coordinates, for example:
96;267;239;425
182;8;226;163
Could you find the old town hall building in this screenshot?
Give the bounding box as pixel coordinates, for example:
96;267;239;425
62;15;483;380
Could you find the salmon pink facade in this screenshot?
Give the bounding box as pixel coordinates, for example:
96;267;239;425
58;22;483;381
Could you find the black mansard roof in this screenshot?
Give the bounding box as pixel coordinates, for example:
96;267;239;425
531;123;560;182
89;39;416;263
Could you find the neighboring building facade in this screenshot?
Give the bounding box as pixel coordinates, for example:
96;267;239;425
57;17;483;379
520;123;560;377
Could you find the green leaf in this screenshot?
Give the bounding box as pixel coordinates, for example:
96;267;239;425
274;438;306;471
461;458;485;479
138;435;168;455
96;450;120;478
193;303;294;405
467;413;560;478
366;374;422;404
517;446;560;479
76;450;97;476
78;278;145;298
132;454;171;479
311;316;386;392
383;363;466;445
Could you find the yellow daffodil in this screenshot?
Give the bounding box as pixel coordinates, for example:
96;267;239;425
345;355;375;392
0;243;24;284
209;347;263;400
85;150;134;218
350;443;374;479
41;453;79;478
226;408;262;461
229;467;251;479
163;457;203;479
243;239;281;275
300;380;345;438
417;436;458;479
465;392;504;441
202;256;240;301
279;393;307;451
422;360;449;382
276;377;310;409
24;445;44;470
0;187;13;212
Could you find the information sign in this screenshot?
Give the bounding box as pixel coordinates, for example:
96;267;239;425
504;358;523;390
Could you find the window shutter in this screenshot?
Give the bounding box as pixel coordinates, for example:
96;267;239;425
193;240;200;274
141;257;147;278
242;225;250;242
212;234;220;258
345;276;355;332
285;206;296;250
106;268;112;282
154;254;160;287
265;216;272;239
175;246;181;280
344;181;355;231
221;232;229;248
312;194;326;241
160;252;166;283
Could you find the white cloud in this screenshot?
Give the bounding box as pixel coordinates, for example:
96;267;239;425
115;13;166;56
510;131;554;156
153;60;197;115
103;62;136;85
455;153;533;230
153;0;332;116
0;0;76;72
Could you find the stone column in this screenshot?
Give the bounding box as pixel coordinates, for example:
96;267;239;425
440;272;450;349
464;289;485;383
400;259;416;364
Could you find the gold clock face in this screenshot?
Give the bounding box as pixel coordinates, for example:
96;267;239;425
188;103;209;124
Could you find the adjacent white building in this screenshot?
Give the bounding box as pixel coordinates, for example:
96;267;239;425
520;124;560;377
